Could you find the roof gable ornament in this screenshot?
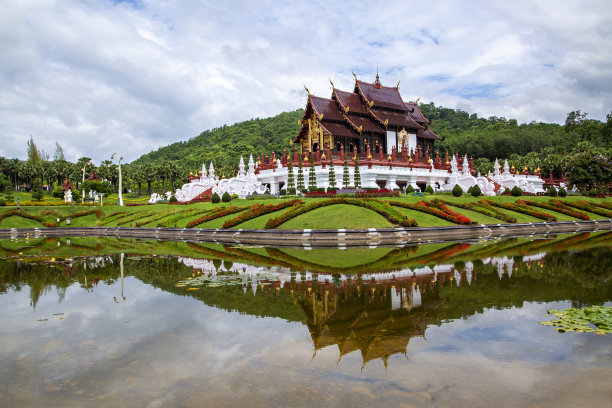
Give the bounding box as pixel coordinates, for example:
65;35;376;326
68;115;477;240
329;78;335;89
344;106;350;114
304;85;310;95
368;100;374;108
415;97;420;105
383;119;389;127
396;80;400;89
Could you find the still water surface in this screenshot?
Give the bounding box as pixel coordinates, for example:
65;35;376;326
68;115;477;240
0;233;610;407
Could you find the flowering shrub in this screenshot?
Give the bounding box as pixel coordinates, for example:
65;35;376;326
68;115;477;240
222;200;302;229
264;198;417;229
483;200;557;222
355;189;399;198
70;209;104;219
0;209;43;222
559;200;612;218
187;206;248;228
521;200;589;220
304;191;337;198
389;200;473;225
42;222;58;228
442;200;516;223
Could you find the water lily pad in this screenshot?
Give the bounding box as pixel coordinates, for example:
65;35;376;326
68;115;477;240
539;305;612;334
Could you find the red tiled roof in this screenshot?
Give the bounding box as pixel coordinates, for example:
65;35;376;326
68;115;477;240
418;127;440;140
370;108;423;130
405;102;429;124
356;80;407;111
319;122;360;139
310;96;344;121
333;89;368;114
344;114;385;134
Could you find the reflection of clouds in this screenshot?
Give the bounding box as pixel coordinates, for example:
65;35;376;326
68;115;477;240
1;280;611;407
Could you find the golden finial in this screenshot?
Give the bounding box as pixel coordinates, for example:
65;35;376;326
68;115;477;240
189;171;193;176
318;113;323;121
357;125;363;133
298;119;302;125
329;78;335;89
290;140;294;145
304;85;310;95
305;154;309;162
344;106;350;114
353;155;357;161
387;155;392;162
368;100;374;108
321;152;326;160
396;80;400;88
415;97;420;104
383;119;388;127
408;157;413;163
367;153;372;160
352;71;358;81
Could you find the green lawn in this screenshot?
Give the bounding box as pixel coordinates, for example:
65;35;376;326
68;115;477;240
279;204;392;230
0;194;609;230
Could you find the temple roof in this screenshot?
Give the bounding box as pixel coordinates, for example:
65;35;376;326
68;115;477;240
344;114;385;134
320;121;360;139
310;95;344;122
333;89;368;114
405;102;430;124
355;79;407;111
418;127;441;140
370;108;423;130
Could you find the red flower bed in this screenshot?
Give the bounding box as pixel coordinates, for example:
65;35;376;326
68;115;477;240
483;200;557;222
444;200;517;223
186;206;247;228
389;200;473;225
42;222;58;228
304;191;337;198
355;189;399;198
70;209;104;219
223;200;302;229
521;199;589;220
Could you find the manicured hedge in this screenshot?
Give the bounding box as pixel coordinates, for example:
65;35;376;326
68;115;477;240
558;200;612;218
443;200;517;223
389;199;473;225
223;200;302;229
483;199;556;221
187;206;247;228
264;198;417;229
521;199;589;220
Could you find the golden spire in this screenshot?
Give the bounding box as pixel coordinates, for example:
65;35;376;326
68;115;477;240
374;66;381;85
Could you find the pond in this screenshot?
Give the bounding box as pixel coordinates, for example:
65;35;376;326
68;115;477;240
0;233;610;407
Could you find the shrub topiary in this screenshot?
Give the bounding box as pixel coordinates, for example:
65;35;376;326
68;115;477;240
558;187;567;197
425;185;434;194
231;194;239;200
32;184;44;201
546;187;557;197
222;192;231;202
511;186;523;197
52;188;64;198
211;192;220;203
588;188;597;197
467;186;473;195
452;184;463;197
288;188;296;195
471;185;482;197
504;187;511;195
406;185;415;194
169;195;177;202
279;189;286;196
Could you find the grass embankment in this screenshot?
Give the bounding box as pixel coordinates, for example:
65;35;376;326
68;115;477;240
0;192;609;230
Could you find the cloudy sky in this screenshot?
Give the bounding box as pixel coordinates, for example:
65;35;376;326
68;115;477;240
1;0;611;163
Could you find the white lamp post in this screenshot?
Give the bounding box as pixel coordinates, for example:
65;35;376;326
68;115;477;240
111;153;124;206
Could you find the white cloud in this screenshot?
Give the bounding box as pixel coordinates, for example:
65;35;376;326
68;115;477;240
1;0;611;163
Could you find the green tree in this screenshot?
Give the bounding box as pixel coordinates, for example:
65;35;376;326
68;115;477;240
286;157;295;193
296;155;305;193
328;156;336;190
353;156;361;189
308;153;317;191
342;154;350;188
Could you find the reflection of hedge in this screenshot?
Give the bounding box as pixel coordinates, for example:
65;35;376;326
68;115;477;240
521;199;589;220
264;198;417;229
389;199;473;224
443;200;516;223
559;200;612;218
223;200;302;229
483;199;557;222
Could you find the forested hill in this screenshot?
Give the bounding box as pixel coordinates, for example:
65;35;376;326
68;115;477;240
133;110;303;174
134;103;610;176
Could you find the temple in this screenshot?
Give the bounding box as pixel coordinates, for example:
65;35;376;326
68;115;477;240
295;72;440;157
